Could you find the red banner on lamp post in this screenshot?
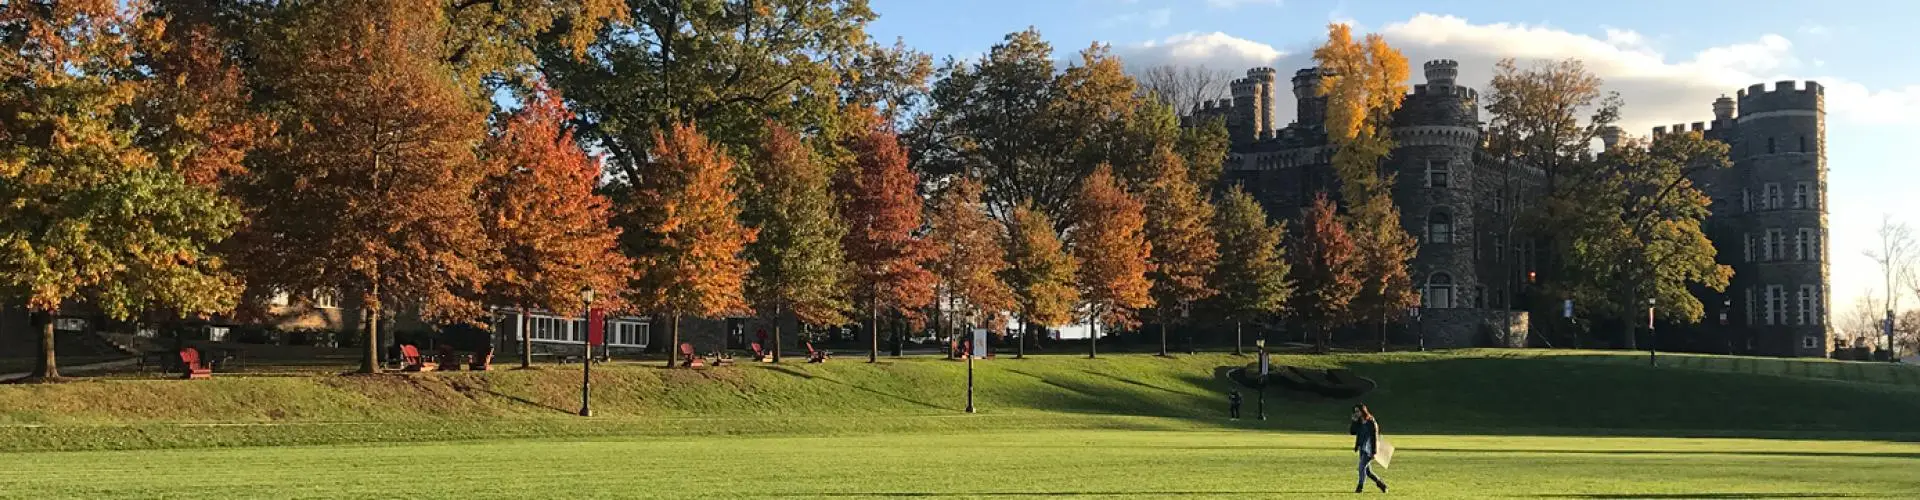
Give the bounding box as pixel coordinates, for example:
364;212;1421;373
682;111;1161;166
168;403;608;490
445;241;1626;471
587;308;606;346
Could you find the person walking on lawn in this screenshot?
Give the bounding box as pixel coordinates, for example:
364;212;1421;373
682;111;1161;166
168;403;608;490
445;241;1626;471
1349;404;1389;493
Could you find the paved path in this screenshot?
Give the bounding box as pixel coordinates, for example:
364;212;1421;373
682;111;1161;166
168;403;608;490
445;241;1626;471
0;357;138;382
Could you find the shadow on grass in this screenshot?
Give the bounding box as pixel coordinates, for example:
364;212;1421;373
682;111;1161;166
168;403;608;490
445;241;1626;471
1415;447;1920;460
754;490;1331;497
1532;494;1883;499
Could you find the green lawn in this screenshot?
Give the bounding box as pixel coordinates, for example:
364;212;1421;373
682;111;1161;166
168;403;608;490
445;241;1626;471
1;429;1914;499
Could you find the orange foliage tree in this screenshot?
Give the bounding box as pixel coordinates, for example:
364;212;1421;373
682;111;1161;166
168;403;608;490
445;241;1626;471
1291;193;1363;352
840;122;937;363
1069;164;1154;359
138;0;276;187
1141;147;1217;356
479;84;634;368
927;177;1016;348
1002;201;1079;359
236;0;494;373
629;122;758;367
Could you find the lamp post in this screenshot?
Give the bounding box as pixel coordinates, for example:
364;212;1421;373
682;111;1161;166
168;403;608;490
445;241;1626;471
965;318;976;414
1647;297;1657;367
578;287;595;417
1254;338;1267;421
1408;306;1424;352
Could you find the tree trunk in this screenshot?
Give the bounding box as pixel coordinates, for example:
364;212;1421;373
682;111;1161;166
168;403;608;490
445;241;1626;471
1016;314;1026;360
868;296;879;363
1158;310;1169;357
771;303;783;364
519;305;532;368
1379;319;1389;353
668;314;682;368
359;283;381;374
1234;321;1243;356
31;310;57;380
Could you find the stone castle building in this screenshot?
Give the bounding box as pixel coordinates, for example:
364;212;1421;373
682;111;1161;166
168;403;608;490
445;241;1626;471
1198;60;1830;357
1662;81;1830;358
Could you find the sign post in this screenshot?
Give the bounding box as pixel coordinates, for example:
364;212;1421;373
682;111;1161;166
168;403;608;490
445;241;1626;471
578;288;597;418
1255;339;1269;421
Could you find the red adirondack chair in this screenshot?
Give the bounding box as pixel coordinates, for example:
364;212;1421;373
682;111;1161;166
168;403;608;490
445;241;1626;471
178;348;212;380
678;343;707;368
399;345;437;372
749;342;770;362
805;341;829;363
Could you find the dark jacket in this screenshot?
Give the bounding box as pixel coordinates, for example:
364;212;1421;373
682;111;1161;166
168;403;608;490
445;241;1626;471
1350;418;1378;455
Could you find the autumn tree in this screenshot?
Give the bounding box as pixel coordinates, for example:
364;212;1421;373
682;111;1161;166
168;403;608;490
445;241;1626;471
1141;148;1217;356
1482;58;1624;335
1290;194;1362;353
136;0;276;187
927;177;1017;349
1209;186;1292;355
235;0;494;373
538;0;928;188
628;122;757;367
912;29;1181;226
1002;202;1080;359
1070;165;1155;358
1564;132;1732;344
743;122;850;363
1313;24;1420;350
479;84;633;368
840;123;937;363
0;2;242;380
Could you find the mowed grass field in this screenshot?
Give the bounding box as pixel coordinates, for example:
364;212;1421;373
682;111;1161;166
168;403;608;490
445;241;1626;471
2;430;1916;499
2;349;1918;498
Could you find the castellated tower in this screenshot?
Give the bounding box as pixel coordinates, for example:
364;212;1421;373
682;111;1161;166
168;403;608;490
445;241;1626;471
1386;58;1497;345
1291;67;1329;132
1728;81;1828;357
1227;67;1278;146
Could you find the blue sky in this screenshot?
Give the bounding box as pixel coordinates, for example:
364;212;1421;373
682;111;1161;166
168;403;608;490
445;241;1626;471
871;0;1920;322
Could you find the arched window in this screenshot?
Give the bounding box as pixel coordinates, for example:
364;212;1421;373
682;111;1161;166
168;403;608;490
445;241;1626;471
1425;273;1455;309
1428;210;1454;244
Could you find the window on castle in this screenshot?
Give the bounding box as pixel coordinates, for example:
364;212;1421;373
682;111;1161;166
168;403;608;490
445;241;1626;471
313;288;341;309
1798;286;1813;326
1793;183;1807;209
1766;285;1785;326
1746;288;1757;325
1424;273;1455;309
1764;183;1781;209
1767;228;1784;261
1427;160;1450;188
1800;135;1808;153
1742;189;1751;212
1802;336;1819;349
1474;286;1486;309
1797;229;1814;261
1744;233;1754;263
1767;137;1776;154
1493;236;1505;263
1428;210;1453;244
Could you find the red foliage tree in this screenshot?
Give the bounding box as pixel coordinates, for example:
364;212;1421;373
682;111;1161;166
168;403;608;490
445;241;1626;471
840;121;937;363
1070;164;1154;358
1290;193;1363;352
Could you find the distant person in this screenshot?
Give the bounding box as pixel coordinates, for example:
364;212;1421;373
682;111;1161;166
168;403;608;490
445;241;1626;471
1228;390;1243;420
1349;404;1388;493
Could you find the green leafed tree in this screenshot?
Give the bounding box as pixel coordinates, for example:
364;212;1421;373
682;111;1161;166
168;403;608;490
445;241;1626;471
1209;185;1292;355
744;121;851;363
1;1;243;380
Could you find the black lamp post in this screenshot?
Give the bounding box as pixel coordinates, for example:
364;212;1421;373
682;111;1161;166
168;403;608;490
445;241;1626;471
1408;306;1424;352
964;318;976;414
1254;338;1267;421
578;287;595;417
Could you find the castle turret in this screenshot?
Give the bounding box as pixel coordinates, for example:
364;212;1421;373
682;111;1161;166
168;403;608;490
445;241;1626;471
1423;59;1459;87
1291;67;1329;129
1713;95;1735;120
1720;80;1828;357
1599;126;1623;151
1247;67;1278;140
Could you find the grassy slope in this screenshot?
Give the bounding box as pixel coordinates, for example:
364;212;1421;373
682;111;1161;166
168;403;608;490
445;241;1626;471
2;349;1917;451
2;431;1917;499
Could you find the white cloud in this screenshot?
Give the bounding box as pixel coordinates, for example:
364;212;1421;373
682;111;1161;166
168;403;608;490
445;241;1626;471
1112;13;1920;130
1114;32;1288;71
1102;7;1173;29
1800;24;1831;37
